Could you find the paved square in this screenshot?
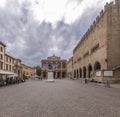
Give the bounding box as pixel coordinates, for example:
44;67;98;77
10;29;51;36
0;79;120;117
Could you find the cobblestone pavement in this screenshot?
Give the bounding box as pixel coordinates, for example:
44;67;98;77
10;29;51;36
0;79;120;117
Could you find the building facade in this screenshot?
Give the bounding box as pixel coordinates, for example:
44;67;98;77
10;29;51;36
41;55;67;79
14;59;22;78
21;64;35;78
0;42;6;70
0;41;34;80
67;57;73;78
72;0;120;83
5;54;15;73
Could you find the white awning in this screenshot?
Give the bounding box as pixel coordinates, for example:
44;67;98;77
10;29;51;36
0;70;14;75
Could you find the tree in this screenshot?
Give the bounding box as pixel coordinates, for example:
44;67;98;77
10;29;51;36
36;66;41;76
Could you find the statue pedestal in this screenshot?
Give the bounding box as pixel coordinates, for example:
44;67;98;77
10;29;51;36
47;70;54;82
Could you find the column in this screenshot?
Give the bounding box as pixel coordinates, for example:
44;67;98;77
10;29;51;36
41;70;43;78
55;62;57;79
60;62;62;79
46;62;48;78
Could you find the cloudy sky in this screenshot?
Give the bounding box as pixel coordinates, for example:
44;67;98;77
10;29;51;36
0;0;113;66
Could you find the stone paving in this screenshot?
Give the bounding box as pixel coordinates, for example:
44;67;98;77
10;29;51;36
0;79;120;117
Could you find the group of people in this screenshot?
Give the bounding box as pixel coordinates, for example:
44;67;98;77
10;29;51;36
84;71;95;84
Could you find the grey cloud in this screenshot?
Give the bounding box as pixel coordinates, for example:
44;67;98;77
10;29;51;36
0;0;109;66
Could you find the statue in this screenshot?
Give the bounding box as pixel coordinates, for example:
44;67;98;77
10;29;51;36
48;64;52;70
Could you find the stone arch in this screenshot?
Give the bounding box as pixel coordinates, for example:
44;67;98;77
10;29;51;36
57;72;60;78
88;64;92;78
94;61;101;71
79;68;82;78
43;71;47;78
83;66;86;78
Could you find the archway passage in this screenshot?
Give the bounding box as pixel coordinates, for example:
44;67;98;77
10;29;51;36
94;61;101;71
79;68;82;78
62;71;66;78
57;72;60;79
88;64;92;78
83;66;86;78
43;71;47;79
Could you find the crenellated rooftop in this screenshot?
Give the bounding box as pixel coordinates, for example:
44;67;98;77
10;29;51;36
73;0;115;54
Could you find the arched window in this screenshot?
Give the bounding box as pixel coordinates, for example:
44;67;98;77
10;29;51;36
83;66;86;78
94;61;101;71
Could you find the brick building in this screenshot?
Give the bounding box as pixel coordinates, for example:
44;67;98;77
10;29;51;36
41;55;67;79
68;0;120;83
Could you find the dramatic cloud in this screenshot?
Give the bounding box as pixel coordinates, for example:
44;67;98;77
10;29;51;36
0;0;113;66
